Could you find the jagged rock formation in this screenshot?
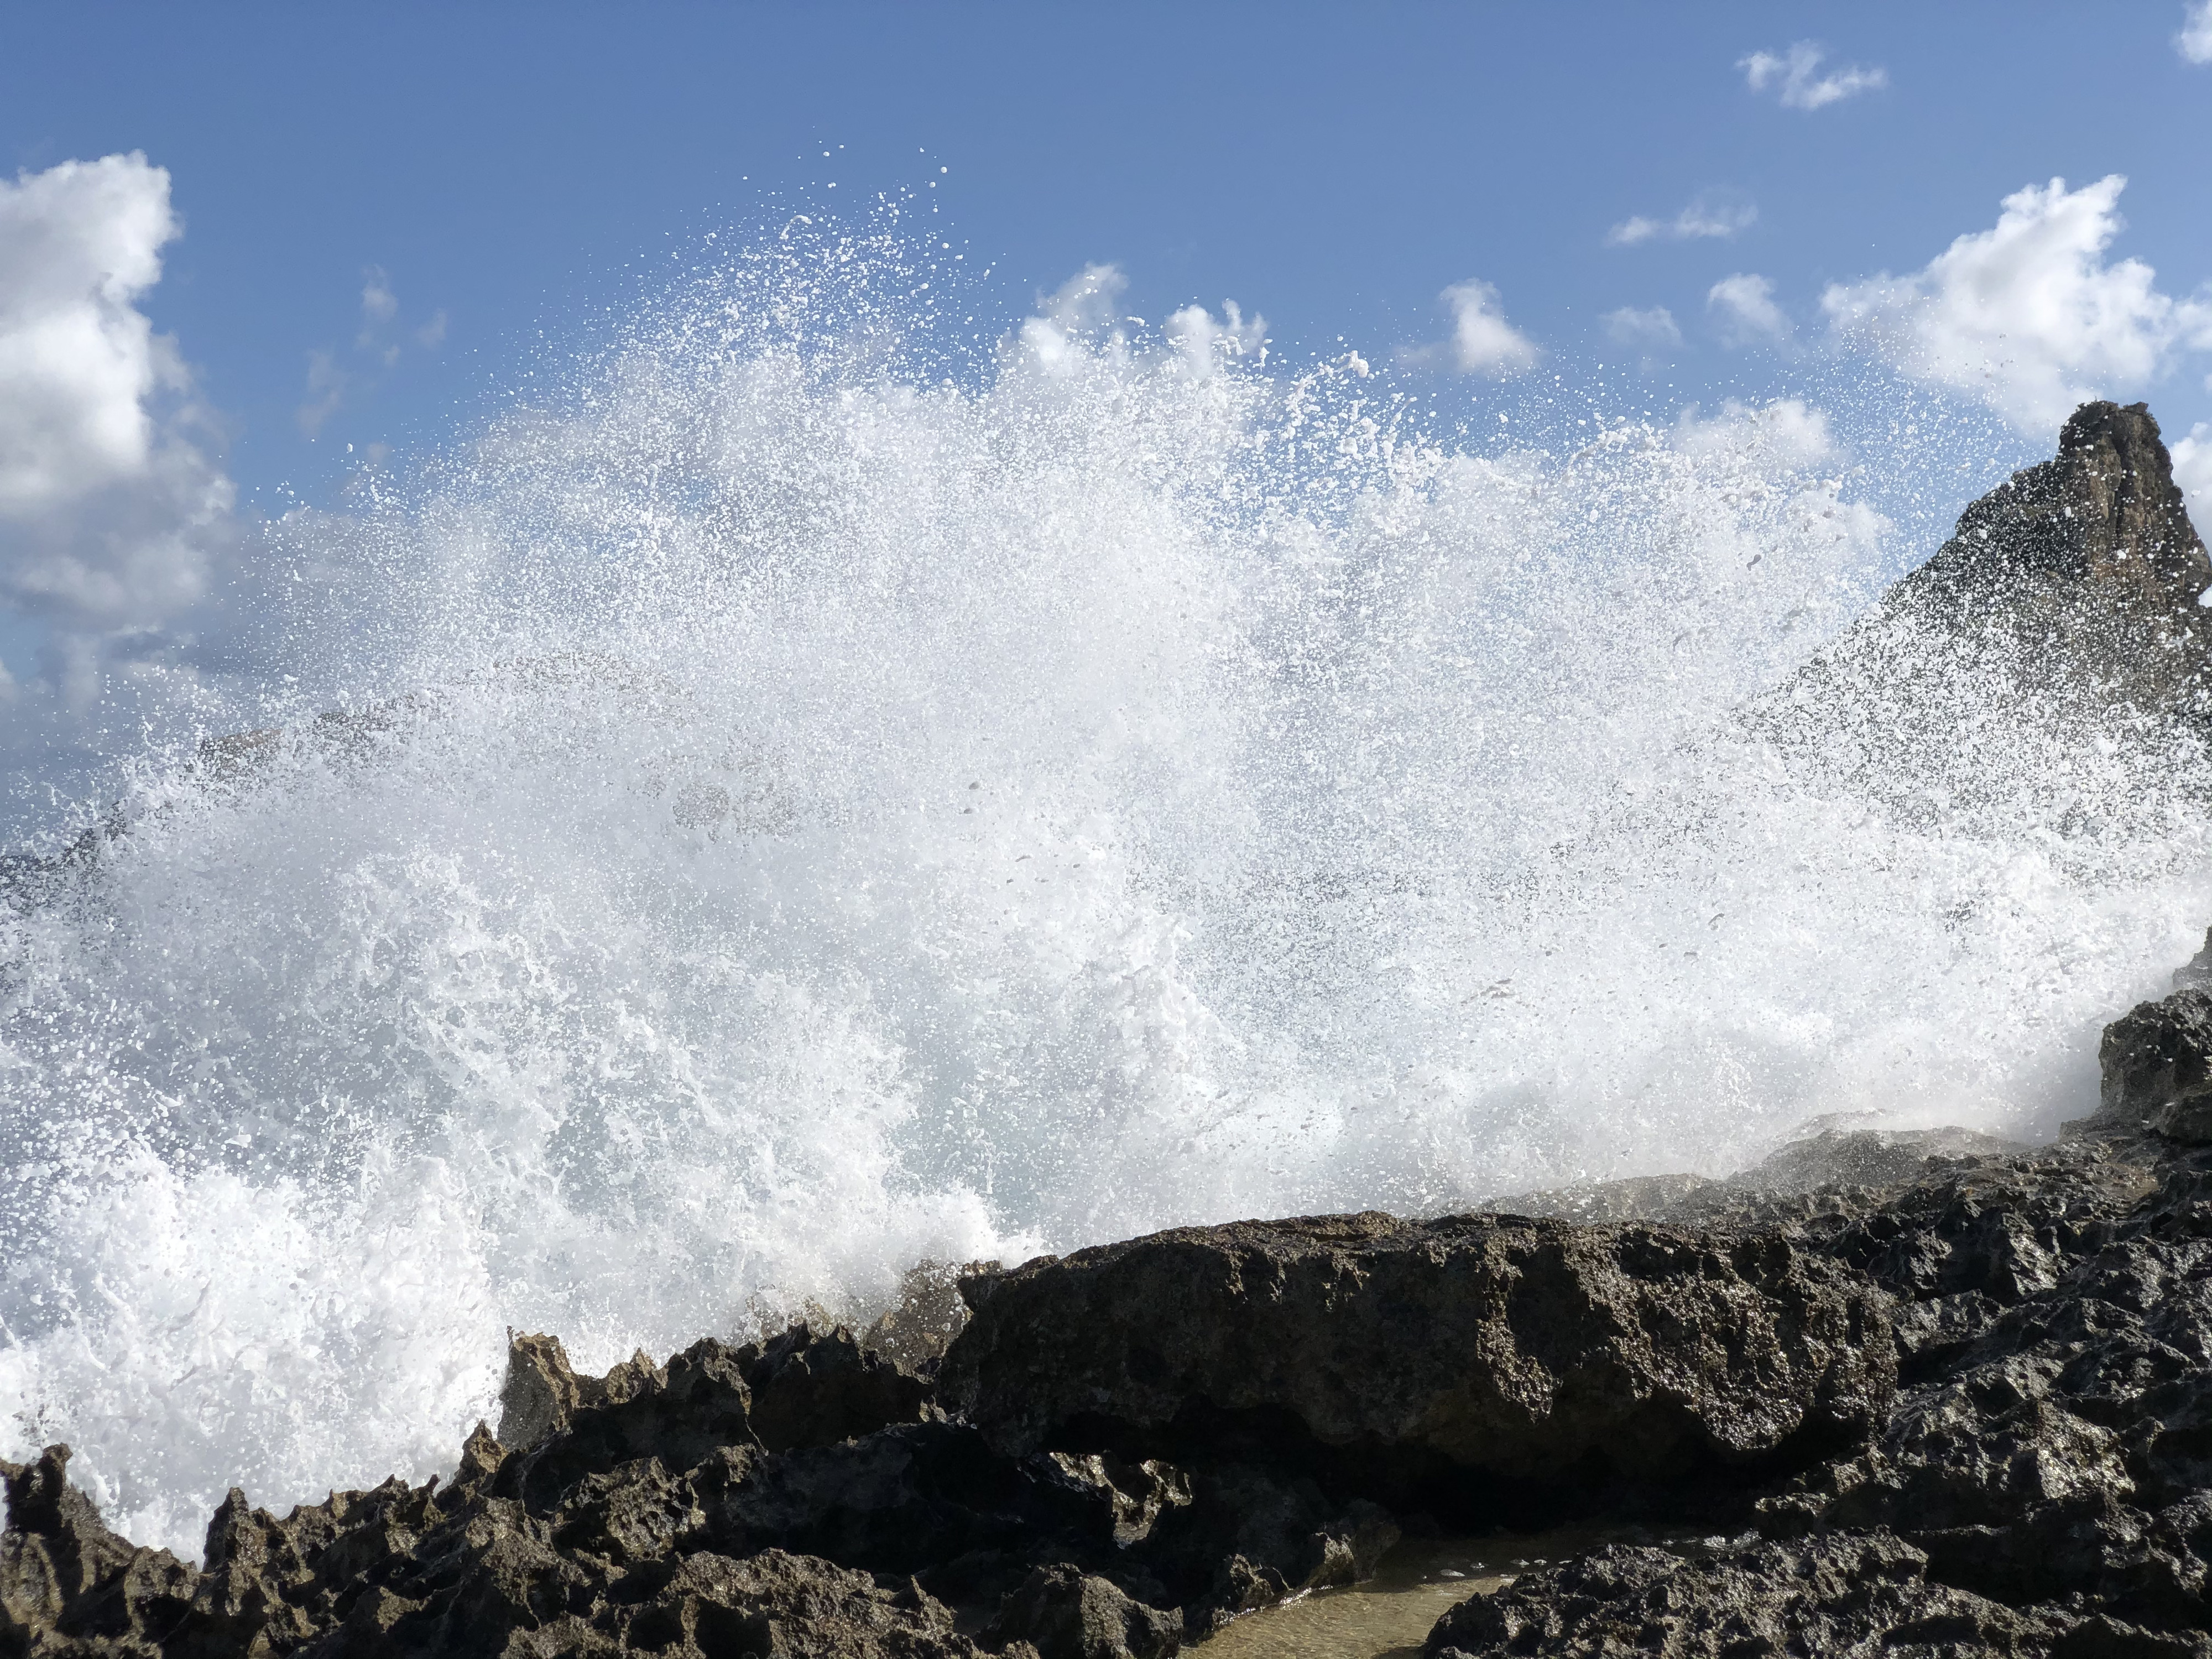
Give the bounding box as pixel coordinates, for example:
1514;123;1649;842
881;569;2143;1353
8;403;2212;1658
1801;399;2212;728
940;1214;1894;1493
1750;400;2212;839
8;1008;2212;1659
1889;400;2212;721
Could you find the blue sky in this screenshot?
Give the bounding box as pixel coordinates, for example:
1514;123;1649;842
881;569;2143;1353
3;1;2212;831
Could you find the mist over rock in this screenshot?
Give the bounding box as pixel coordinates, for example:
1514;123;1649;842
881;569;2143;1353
1759;400;2212;829
11;402;2212;1657
1892;400;2212;722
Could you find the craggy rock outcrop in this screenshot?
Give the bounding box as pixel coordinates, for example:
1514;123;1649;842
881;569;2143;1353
1786;398;2212;735
2098;984;2212;1144
1750;400;2212;828
9;390;2212;1659
1889;399;2212;723
1405;959;2212;1655
0;1447;202;1655
940;1214;1895;1492
1424;1534;2207;1659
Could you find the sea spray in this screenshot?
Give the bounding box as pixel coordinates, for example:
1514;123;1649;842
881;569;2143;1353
5;226;2210;1554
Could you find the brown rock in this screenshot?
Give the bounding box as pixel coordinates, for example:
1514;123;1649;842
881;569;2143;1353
938;1213;1895;1485
1887;399;2212;723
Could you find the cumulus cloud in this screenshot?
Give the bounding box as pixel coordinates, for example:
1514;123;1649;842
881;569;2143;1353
1601;306;1682;369
1606;192;1757;248
1708;273;1793;348
2174;422;2212;530
2180;2;2212;64
1673;398;1841;473
1821;174;2212;433
1017;263;1129;374
1418;280;1542;377
1165;299;1266;378
0;153;230;632
1740;42;1887;110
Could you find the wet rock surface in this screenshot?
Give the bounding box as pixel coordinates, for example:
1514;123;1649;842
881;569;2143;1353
1891;398;2212;723
7;403;2212;1654
7;1078;2212;1658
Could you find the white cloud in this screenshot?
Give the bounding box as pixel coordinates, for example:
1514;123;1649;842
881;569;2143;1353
2180;2;2212;64
297;348;347;437
1821;174;2212;432
1673;398;1840;472
1708;273;1794;348
1431;279;1542;377
0;153;229;630
416;309;448;348
360;266;397;324
1603;305;1682;349
1607;192;1757;247
2174;422;2212;530
0;154;176;515
1018;263;1129;373
1740;42;1887;110
1165;299;1266;378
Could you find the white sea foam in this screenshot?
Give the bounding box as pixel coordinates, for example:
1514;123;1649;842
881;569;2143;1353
4;226;2210;1554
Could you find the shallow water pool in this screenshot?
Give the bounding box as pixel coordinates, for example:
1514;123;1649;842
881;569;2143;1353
1193;1530;1620;1658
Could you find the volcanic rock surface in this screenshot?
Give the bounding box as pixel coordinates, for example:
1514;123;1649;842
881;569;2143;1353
1850;399;2212;722
9;404;2212;1657
939;1213;1894;1490
1890;399;2212;719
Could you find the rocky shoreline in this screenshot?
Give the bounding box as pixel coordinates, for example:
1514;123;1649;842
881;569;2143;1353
9;967;2212;1657
11;402;2212;1657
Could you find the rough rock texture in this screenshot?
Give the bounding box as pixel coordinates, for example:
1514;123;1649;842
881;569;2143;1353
939;1213;1895;1491
983;1566;1182;1659
0;1447;202;1656
1888;399;2212;722
738;1323;934;1454
2099;985;2212;1144
1425;1535;2209;1659
1408;962;2212;1654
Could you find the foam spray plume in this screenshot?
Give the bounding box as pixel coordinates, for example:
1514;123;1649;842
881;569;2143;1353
4;225;2210;1555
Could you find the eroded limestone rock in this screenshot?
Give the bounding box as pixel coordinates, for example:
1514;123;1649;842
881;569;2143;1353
939;1213;1895;1487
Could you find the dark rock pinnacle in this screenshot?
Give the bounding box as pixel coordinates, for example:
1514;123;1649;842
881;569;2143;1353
10;406;2212;1658
1893;400;2212;721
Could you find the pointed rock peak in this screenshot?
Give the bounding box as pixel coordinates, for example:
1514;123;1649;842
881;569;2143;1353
1889;400;2212;722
